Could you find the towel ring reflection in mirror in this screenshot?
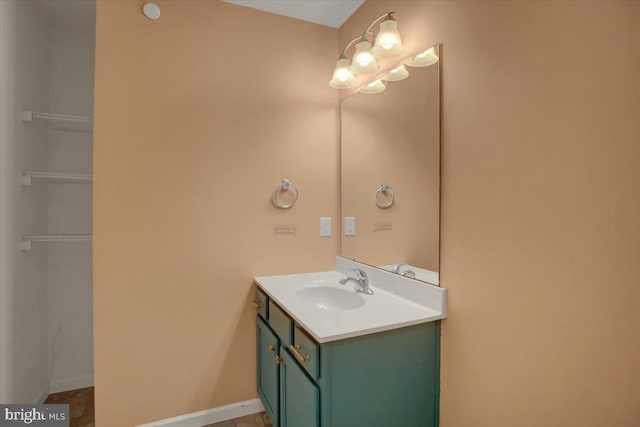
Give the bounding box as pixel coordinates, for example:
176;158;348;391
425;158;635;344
273;179;299;209
375;183;395;209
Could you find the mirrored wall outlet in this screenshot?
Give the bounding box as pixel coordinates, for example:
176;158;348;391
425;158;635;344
344;217;356;236
320;217;331;237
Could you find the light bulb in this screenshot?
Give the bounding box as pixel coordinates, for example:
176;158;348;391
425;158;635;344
359;79;386;94
405;46;439;68
329;58;357;89
372;17;404;58
349;40;379;74
381;64;409;82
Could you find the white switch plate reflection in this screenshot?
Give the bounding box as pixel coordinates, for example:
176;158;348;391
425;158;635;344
344;217;356;236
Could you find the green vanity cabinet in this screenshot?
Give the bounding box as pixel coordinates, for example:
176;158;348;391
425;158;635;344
255;287;441;427
254;288;268;320
279;347;320;427
317;321;440;427
257;317;280;425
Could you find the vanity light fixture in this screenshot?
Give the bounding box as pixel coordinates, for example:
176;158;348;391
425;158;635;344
381;65;409;82
329;12;404;89
329;58;358;89
405;46;439;67
371;14;404;57
350;40;379;74
358;79;386;94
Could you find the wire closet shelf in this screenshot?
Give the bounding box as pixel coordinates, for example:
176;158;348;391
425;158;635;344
20;234;92;251
21;110;93;133
21;172;92;186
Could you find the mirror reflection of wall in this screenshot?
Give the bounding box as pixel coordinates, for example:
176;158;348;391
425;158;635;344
340;45;440;284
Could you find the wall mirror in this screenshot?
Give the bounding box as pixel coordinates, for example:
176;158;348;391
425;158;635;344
340;43;441;285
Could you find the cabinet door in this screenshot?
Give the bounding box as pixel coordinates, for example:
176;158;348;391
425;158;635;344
280;348;319;427
257;317;280;426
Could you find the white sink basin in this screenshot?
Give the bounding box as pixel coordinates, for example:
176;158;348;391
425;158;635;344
296;286;365;311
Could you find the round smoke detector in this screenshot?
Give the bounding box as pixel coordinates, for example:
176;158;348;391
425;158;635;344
143;3;161;20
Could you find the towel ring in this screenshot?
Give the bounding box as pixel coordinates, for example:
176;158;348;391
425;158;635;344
273;179;298;209
375;183;395;209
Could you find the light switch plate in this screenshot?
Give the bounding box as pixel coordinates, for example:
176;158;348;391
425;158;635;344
320;217;331;237
344;217;356;236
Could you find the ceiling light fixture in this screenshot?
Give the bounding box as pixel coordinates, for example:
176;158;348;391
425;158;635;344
329;12;404;89
142;3;161;20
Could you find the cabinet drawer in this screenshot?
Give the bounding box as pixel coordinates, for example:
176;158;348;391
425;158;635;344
292;324;319;380
254;287;268;320
269;300;292;346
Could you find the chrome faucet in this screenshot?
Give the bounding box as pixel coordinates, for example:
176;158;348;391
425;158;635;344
392;263;407;273
401;270;416;278
392;263;416;278
339;268;374;295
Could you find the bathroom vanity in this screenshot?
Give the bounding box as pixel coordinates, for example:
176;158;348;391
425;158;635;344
253;259;446;427
254;40;444;427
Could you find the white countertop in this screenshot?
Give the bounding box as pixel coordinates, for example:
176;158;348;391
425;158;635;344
254;259;446;343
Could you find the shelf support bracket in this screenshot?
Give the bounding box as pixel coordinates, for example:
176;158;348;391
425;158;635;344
20;110;33;122
20;239;32;251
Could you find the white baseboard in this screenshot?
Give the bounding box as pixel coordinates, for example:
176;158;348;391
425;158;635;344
49;374;94;394
137;398;265;427
34;383;50;404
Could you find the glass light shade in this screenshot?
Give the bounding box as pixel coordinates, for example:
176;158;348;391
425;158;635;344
405;47;439;67
358;79;386;94
372;19;404;57
381;65;409;82
329;58;357;88
349;40;379;74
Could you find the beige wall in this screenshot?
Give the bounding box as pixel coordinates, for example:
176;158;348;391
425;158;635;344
93;1;338;425
341;62;440;271
94;0;640;426
341;1;640;426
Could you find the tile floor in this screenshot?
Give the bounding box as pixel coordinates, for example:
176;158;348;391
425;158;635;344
205;412;273;427
44;387;95;427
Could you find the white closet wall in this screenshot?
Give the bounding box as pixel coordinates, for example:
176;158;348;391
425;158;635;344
47;26;94;393
0;0;95;402
0;0;51;404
